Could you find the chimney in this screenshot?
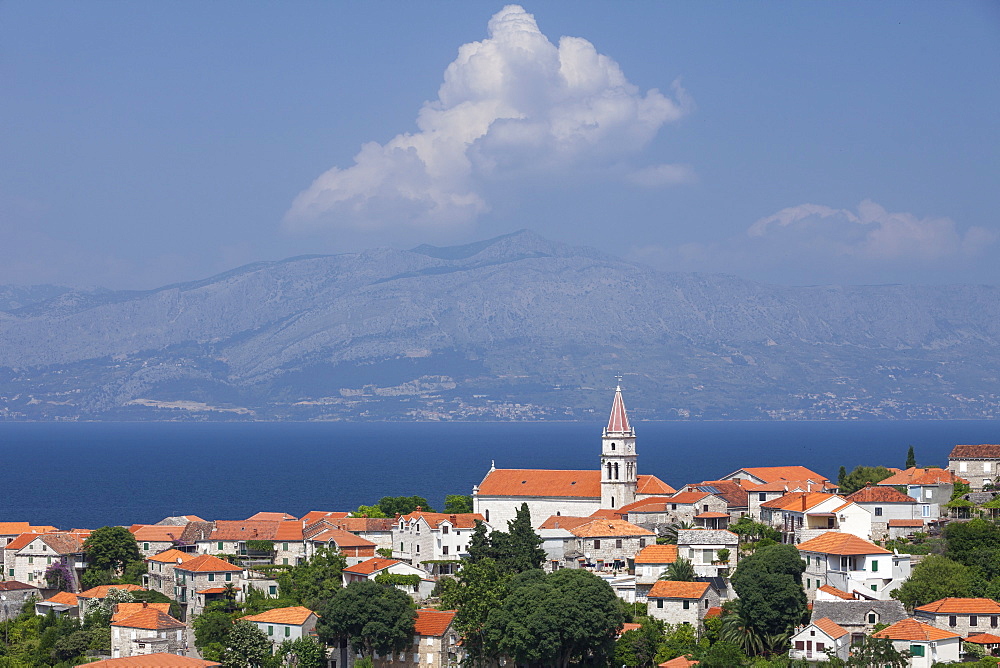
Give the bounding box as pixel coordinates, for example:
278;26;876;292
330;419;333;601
416;506;422;512
449;515;457;523
142;601;148;608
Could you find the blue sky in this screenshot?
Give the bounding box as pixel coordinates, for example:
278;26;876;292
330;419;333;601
2;2;998;288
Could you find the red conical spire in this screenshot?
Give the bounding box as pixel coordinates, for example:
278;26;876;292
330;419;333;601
606;383;631;433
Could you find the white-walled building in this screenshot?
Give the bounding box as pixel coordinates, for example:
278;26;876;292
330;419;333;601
872;618;962;668
798;532;910;601
789;617;851;663
241;606;319;647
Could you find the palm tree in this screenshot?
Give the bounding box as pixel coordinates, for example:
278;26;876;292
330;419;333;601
659;521;694;545
659;558;696;582
222;581;238;612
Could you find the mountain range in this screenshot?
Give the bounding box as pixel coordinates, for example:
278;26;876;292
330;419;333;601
2;230;998;421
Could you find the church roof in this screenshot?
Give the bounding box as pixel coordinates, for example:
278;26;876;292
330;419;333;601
478;470;671;500
606;385;632;433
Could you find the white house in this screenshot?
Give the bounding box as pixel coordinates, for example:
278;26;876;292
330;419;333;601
676;529;738;578
877;467;967;520
789;617;851;662
342;558;434;600
845;484;921;540
241;606;319;646
872;618;962;668
760;492;872;543
798;532;910;601
393;512;489;575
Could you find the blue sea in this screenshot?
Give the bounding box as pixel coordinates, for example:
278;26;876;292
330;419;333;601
1;420;998;530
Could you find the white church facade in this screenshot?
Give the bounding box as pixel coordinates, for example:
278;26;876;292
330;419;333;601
472;385;674;529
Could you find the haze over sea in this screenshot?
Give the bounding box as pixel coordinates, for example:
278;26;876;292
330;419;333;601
3;420;999;529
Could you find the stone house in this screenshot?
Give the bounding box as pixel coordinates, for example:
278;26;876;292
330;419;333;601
393;512;489;575
305;527;377;565
0;523;57;552
317;517;395;552
5;532;87;591
949;445;1000;491
173;554;243;620
110;607;186;660
129;525;188;558
646;580;720;629
144;549;195;598
241;606;319;647
342;558;435;600
811;598;908;646
877;467;966;520
913;597;1000;637
789;617;851;662
798;532;910;601
197;520;306;568
722;466;831;487
76;584;147;618
633;544;678;602
845;485;920;540
0;580;40;621
760;492;872;543
747;480;840;521
568;519;655;572
682;480;750;517
372;608;460;668
537;515;593;571
676;529;738;578
624;492;729;529
872;618;962;667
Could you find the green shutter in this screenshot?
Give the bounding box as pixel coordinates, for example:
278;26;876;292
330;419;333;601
218;542;224;550
871;559;878;572
909;644;925;657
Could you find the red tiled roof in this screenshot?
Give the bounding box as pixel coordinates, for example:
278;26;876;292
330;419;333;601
637;476;676;495
44;591;79;606
246;512;298;521
130;525;187;542
325;517;395;532
242;606;317;625
797;532;890;556
615;496;676;514
659;658;698;668
704;606;722;619
400;512;485;530
687;481;749;508
0;580;35;592
6;533;40;551
414;608;455;637
620;622;642;635
343;558;399;575
569;519;655;538
668;492;709;505
300;511;351;525
147;549;195;564
760;492;842;512
634;544;678;564
888;520;924;527
729;466;829;484
694;512;730;519
607;385;632;433
966;633;1000;644
113;603;171;622
538;516;594;530
111;608;184;631
950;445;1000;460
176;554;242;573
873;618;960;641
477;469;671;499
309;528;377;548
88;654;220;667
0;522;33;535
198;587;227;594
647;581;711;599
847;485;917;504
209;520;303;542
812;617;849;639
878;467;968;486
77;584;146;600
818;584;856;600
915;598;1000;615
750;480;838;493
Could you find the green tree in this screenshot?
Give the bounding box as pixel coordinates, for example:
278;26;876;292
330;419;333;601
838;466;847;488
467;520;492;563
697;640;748;667
891;554;973;609
847;635;909;667
222;619;272;668
193;610;234;658
82;526;143;588
905;445;917;469
660;558;696;582
657;622;701;664
482;569;624;668
615;617;666;667
277;636;326;668
729;543;807;649
447;558;510;663
444;494;473;514
276;546;347;609
378;496;435;515
728;516;781;544
353;504;388;519
51;629;90;663
493;503;546;573
316;580;416;659
838;466;894;495
944;518;1000;579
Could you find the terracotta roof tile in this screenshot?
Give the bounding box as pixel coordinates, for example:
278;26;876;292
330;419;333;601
77;584;146;600
728;466;829;484
760;492;843;512
888;520;924;527
44;591;79;606
208;520;303;542
87;655;220;667
400;512;485;530
817;584;856;600
309;528;377;548
0;522;33;535
637;476;676;495
687;481;749;508
538;516;594;530
797;532;891;556
915;598;1000;615
873;618;960;641
130;525;187;542
0;581;36;592
847;485;917;504
300;511;350;525
750;480;838;492
704;607;722;619
812;617;849;639
5;533;42;551
112;603;171;622
414;608;455;637
965;633;1000;644
198;587;227;594
325;517;395;533
615;497;677;514
569;519;655;538
950;445;1000;460
477;469;671;499
659;658;698;668
111;608;185;631
176;554;242;573
694;512;730;519
647;581;711;599
37;533;85;555
246;512;298;521
146;549;195;564
620;622;642;635
878;467;968;486
667;492;710;505
242;606;317;625
634;544;679;564
343;558;399;575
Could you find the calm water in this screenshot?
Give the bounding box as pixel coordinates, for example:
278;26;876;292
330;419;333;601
1;420;998;529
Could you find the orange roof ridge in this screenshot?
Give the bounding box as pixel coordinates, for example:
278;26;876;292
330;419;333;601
812;617;849;639
797;532;890;555
915;597;1000;614
569;519;655;538
242;606;317;625
176;554;242;573
112;608;185;631
873;618;960;642
414;608;456;636
648;580;711;599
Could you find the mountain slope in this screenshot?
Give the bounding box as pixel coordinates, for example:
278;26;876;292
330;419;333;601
1;230;998;420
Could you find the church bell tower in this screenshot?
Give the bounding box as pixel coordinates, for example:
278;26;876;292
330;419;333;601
601;381;637;509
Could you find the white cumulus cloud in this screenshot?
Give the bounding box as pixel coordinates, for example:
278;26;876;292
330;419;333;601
284;5;691;233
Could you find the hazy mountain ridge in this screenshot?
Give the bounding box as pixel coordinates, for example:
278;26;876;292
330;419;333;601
1;230;998;421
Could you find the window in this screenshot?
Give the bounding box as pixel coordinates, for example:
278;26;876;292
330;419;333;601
657;599;663;609
269;586;277;595
28;556;32;564
208;573;215;582
285;627;290;637
868;613;877;624
925;488;933;499
485;510;489;522
987;462;993;473
400;521;404;531
611;442;616;450
639;539;646;548
816;642;825;651
415;544;420;554
682;600;690;610
806;556;811;566
616;539;622;549
442;546;448;555
870;585;877;591
910;645;925;657
401;542;404;552
922;505;931;517
794;641;804;650
268;626;274;636
871;559;878;572
992;616;998;628
442;525;449;534
702;505;709;512
7;569;12;577
283;558;288;565
143;542;149;550
960;462;968;472
971;615;979;626
225;573;232;581
671;504;677;510
949;615;957;627
874;507;883;516
594;539;601;549
759;492;767;502
283;542;288;550
218;542;224;550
